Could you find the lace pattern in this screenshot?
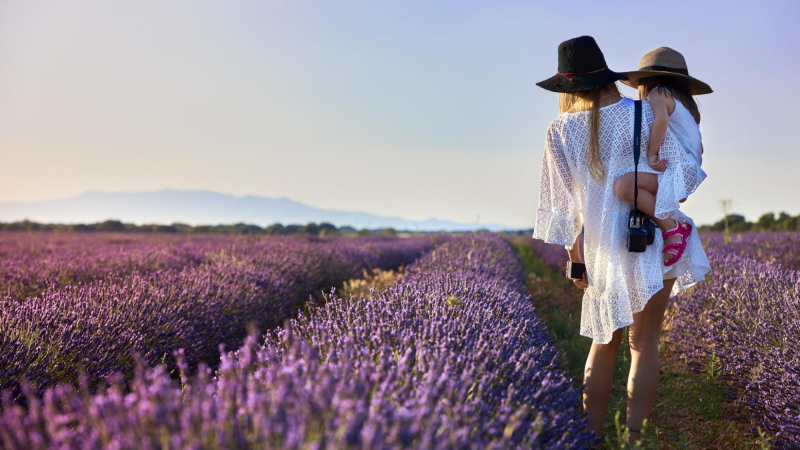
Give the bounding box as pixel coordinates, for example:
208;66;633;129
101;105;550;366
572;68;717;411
533;97;711;344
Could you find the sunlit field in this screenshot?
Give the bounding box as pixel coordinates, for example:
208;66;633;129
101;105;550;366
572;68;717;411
1;230;796;449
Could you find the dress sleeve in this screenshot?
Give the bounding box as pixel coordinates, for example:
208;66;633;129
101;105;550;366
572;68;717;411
532;123;583;250
651;127;707;220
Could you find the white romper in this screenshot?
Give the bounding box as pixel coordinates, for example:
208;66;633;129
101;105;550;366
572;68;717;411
650;87;704;167
533;97;711;344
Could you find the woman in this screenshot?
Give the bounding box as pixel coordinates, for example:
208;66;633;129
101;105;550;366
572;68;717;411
532;36;710;447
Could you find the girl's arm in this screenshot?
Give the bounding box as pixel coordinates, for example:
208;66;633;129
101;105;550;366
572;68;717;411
646;89;674;171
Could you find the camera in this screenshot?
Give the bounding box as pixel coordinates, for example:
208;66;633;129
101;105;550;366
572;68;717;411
566;261;587;280
626;209;656;252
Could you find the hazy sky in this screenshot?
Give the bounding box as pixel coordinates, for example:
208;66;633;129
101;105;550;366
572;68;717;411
1;0;798;228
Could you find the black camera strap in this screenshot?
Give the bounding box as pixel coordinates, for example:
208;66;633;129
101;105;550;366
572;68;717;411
626;99;654;252
632;99;642;213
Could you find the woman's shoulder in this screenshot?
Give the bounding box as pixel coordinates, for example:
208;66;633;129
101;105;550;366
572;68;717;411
630;98;655;122
619;96;651;113
547;97;639;135
546;114;572;142
555;97;634;120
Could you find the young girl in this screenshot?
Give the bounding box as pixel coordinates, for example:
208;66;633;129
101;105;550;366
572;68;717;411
614;47;712;266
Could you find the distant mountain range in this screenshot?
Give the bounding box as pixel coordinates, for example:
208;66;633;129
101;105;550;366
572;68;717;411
0;190;513;232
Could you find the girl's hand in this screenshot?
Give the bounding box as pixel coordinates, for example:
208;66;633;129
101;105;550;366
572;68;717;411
648;153;667;172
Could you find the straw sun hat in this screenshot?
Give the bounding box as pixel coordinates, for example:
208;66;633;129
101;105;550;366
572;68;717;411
620;47;713;95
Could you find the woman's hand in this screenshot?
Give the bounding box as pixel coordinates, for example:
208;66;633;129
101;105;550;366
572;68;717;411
565;259;589;290
565;239;587;289
572;271;588;290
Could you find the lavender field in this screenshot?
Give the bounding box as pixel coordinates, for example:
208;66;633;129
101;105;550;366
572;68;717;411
4;229;795;448
666;233;800;448
0;233;231;301
0;233;439;397
0;232;597;449
523;231;800;449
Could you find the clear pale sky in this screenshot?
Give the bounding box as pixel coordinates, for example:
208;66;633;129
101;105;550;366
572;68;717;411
1;0;798;228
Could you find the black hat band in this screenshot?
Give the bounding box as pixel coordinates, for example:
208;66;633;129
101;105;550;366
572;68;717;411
638;65;689;76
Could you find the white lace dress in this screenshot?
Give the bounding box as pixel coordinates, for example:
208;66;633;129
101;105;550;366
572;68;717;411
533;97;711;344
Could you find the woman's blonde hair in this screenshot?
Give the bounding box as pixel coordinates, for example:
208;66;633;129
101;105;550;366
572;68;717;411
558;83;621;183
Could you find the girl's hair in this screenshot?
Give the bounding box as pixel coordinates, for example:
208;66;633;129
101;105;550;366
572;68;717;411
558;83;621;183
637;76;700;124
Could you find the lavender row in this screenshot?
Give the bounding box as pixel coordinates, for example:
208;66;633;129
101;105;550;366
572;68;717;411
0;235;439;397
524;236;582;271
0;233;239;301
666;249;800;448
699;231;800;270
1;234;596;449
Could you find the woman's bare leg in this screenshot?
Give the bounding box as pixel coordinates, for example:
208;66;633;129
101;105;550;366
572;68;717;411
584;327;624;438
626;277;677;447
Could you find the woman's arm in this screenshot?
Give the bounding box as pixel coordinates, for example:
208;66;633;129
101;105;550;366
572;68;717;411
533;122;584;249
566;237;582;261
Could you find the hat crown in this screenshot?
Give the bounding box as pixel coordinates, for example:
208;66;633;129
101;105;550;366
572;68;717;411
557;36;608;73
536;36;626;93
638;47;688;72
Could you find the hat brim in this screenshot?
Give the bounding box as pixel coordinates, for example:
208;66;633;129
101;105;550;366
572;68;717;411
536;69;628;93
619;70;713;95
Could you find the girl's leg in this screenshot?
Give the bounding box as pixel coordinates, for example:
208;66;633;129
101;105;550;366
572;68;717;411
614;173;683;263
613;173;665;225
626;277;677;447
583;327;624;439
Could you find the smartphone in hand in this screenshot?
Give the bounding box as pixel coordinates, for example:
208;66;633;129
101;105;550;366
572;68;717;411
565;261;586;280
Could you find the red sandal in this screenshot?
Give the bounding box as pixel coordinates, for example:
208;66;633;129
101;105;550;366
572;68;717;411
662;220;692;267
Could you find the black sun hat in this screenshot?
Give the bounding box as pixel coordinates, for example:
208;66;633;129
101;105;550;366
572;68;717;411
536;36;628;93
620;47;713;95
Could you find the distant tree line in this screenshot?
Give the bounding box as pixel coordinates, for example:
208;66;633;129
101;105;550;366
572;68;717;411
0;219;405;236
698;211;800;232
